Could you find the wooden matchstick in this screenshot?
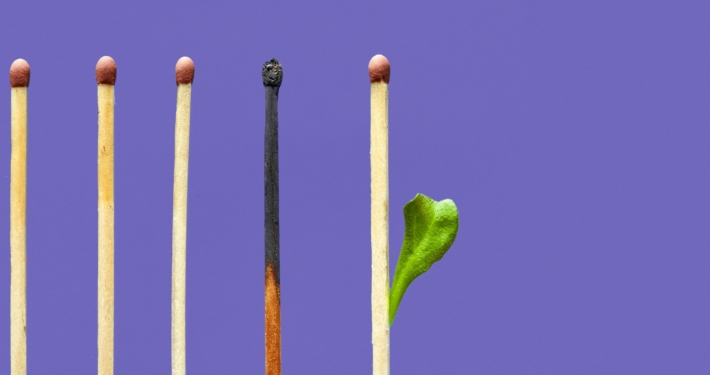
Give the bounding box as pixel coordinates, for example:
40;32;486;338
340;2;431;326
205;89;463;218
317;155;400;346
263;58;283;375
369;54;390;375
172;56;194;375
96;56;116;375
10;58;30;375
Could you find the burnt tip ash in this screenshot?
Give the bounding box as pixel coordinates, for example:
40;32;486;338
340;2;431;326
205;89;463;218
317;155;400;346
262;58;283;87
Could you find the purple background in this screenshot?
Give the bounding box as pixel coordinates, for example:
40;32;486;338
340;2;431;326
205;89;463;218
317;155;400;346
0;1;709;373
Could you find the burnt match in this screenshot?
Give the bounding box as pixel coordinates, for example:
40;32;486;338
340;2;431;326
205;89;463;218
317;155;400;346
263;58;283;375
96;56;116;375
10;58;29;375
172;56;194;375
369;54;390;375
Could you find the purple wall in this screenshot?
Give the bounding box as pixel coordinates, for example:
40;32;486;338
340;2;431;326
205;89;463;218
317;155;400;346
0;1;708;373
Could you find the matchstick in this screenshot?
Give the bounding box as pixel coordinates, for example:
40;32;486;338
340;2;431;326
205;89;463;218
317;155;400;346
10;58;30;375
263;58;283;375
172;56;194;375
369;54;390;375
96;56;116;375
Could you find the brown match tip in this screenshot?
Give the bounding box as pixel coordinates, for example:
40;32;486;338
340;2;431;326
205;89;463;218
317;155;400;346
368;54;390;84
10;59;30;88
175;57;194;85
96;56;117;85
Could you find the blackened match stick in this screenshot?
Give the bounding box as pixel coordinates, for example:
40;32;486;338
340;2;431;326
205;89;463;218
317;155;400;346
263;58;283;375
96;56;116;375
10;58;30;375
172;56;194;375
369;54;390;375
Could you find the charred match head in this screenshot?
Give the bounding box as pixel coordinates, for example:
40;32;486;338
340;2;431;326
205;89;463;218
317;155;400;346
262;58;283;88
175;57;195;85
10;59;30;88
96;56;117;85
368;54;390;84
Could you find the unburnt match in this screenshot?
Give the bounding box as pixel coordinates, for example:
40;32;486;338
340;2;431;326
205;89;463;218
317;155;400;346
263;58;283;375
172;56;194;375
369;54;391;375
96;56;116;375
10;58;30;375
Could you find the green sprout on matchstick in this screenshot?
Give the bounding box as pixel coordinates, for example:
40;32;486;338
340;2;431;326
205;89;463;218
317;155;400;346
389;193;459;325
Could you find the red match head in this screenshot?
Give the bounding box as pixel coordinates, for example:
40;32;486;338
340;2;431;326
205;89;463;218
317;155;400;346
96;56;117;85
368;54;390;84
10;59;30;88
175;57;195;85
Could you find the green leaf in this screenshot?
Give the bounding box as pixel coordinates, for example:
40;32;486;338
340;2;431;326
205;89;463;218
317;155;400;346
389;193;459;326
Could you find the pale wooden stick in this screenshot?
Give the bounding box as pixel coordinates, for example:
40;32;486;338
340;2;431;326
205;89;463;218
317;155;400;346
369;54;390;375
10;58;30;375
96;56;116;375
172;57;194;375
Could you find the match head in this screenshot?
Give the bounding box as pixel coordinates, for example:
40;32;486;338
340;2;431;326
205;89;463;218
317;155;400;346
175;57;194;85
96;56;117;85
368;54;390;84
9;59;30;87
262;58;283;87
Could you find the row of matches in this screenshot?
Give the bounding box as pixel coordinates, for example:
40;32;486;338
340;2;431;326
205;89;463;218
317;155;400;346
8;54;392;375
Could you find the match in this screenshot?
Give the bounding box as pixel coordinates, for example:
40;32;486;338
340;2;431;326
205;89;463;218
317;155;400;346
96;56;116;375
369;54;390;375
172;56;194;375
10;58;30;375
263;58;283;375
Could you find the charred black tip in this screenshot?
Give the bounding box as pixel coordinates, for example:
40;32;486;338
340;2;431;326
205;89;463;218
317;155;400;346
262;58;283;87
